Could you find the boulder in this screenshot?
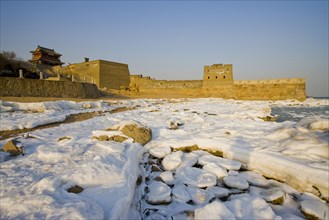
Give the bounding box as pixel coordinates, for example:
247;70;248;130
169;122;179;130
1;140;23;156
110;121;152;145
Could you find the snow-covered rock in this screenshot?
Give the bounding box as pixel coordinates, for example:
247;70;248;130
300;200;329;220
207;186;230;198
198;154;241;170
110;120;152;145
172;184;191;203
239;171;270;187
202;162;228;179
149;146;172;158
223;175;249;190
194;200;235;220
162;151;183;171
226;195;280;220
260;188;285;205
175;167;217;188
146;181;171;205
187;187;215;205
159;171;175;185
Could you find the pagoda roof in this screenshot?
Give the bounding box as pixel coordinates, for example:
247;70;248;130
30;45;62;56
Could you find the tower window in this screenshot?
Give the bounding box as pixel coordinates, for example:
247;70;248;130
223;76;226;79
208;76;210;79
215;76;218;79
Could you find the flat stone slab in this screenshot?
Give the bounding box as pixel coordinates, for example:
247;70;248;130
260;188;285;205
198;154;241;170
187;187;215;205
175;167;217;188
207;186;230;198
239;171;270;187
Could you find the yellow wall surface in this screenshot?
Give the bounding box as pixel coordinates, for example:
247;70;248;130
57;60;130;90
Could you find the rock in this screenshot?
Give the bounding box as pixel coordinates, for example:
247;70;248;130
174;144;200;153
172;184;191;203
223;175;249;190
1;140;23;156
199;154;241;170
92;130;129;143
162;151;183;171
146;181;171;205
301;200;329;220
169;122;179;130
187;186;215;205
260;188;285;205
175;167;217;188
159;171;175;185
149;146;172;158
194;200;236;220
202;162;228;179
260;115;277;122
111;121;152;145
58;136;72;142
207;186;230;198
67;185;83;194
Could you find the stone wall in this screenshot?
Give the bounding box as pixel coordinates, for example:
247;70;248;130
0;77;100;98
131;75;202;89
57;60;130;90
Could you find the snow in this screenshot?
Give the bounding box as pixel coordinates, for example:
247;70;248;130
223;175;249;190
149;146;172;158
194;200;236;220
199;154;242;170
202;162;228;178
146;181;171;205
300;200;329;220
175;167;217;188
1;97;328;219
162;151;183;171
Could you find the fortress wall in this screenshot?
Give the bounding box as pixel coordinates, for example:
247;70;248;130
0;77;100;99
99;60;130;90
234;79;306;101
201;78;306;100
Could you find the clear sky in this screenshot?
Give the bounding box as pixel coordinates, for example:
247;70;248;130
1;0;328;97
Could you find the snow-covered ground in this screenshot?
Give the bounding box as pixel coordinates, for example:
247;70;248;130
0;98;328;219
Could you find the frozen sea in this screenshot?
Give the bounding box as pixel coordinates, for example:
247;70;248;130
0;98;328;219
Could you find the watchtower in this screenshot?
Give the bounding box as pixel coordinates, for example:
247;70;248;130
203;64;233;82
29;45;64;66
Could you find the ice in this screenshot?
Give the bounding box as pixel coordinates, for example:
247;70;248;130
146;181;171;205
202;162;228;179
199;154;241;170
194;200;236;220
162;151;183;171
260;188;285;203
223;175;249;190
149;146;172;158
239;171;270;187
172;184;191;203
207;186;230;198
159;171;175;185
225;195;281;220
187;186;215;205
175;167;217;188
300;200;329;220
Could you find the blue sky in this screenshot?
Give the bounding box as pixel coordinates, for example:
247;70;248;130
1;1;328;97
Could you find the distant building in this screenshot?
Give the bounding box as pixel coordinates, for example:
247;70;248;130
29;45;64;66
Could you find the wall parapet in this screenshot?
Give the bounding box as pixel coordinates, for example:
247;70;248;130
234;78;305;85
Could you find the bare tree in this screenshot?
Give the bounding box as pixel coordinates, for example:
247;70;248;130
1;51;17;60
